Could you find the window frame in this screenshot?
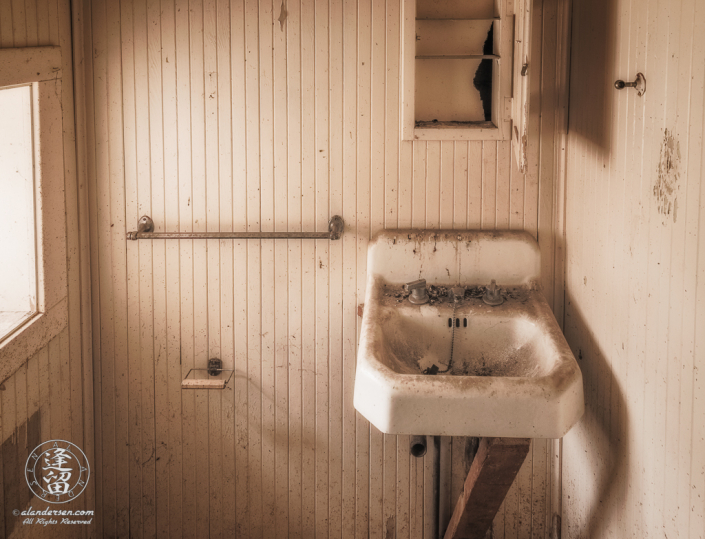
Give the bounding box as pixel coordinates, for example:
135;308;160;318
400;0;515;142
0;47;67;379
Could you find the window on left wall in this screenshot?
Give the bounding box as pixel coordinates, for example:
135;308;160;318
0;47;68;379
0;84;38;341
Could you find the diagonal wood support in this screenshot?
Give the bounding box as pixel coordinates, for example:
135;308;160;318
444;437;531;539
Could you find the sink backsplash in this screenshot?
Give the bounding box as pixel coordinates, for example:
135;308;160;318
367;230;541;286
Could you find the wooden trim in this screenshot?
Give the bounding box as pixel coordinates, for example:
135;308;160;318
549;0;573;532
401;0;513;141
552;0;572;331
0;298;68;383
401;0;416;140
413;125;508;141
70;0;96;535
511;0;531;171
36;78;69;312
0;47;62;86
444;437;531;539
0;55;68;383
534;0;573;529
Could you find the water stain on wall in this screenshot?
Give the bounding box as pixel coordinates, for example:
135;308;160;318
653;128;681;224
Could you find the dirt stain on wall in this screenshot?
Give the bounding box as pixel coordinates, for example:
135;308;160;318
385;515;395;539
653;128;681;224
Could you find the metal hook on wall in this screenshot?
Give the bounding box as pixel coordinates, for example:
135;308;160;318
614;72;646;96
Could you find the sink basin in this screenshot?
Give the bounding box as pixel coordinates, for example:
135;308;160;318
353;230;584;439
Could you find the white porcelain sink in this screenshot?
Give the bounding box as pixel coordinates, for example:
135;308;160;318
353;230;584;439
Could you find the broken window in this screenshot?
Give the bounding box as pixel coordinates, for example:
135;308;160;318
414;5;496;125
402;0;528;145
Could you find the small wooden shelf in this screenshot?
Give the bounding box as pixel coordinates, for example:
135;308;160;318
181;367;234;390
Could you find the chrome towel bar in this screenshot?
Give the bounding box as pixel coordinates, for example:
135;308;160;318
126;215;344;241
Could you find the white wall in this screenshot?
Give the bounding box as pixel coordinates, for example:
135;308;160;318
562;0;705;536
81;0;563;537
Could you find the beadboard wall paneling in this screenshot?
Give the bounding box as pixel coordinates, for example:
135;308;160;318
0;2;94;538
0;330;91;539
562;0;705;536
83;0;558;537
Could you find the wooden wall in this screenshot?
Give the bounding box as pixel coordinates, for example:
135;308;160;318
1;330;93;539
562;0;705;536
0;1;95;538
81;0;561;537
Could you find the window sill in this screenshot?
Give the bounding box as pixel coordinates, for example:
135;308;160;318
407;121;511;141
0;311;35;339
0;298;67;383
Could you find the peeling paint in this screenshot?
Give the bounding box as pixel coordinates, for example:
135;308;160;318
385;515;395;539
653;128;680;224
520;103;529;173
277;0;287;31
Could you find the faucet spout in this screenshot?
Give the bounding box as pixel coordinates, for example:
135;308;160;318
450;287;465;302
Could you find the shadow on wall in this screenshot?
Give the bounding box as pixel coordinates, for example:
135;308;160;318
229;369;332;451
568;0;619;154
562;293;628;538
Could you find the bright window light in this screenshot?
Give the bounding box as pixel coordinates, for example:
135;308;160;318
0;84;37;340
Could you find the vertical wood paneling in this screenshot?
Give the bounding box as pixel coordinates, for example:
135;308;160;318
329;2;345;538
122;1;139;535
83;0;548;537
562;0;705;537
341;1;358;537
173;0;195;535
300;0;317;535
285;1;304;537
149;0;171;534
356;0;372;535
370;4;387;536
160;0;185;536
273;0;289;536
92;0;116;533
314;0;331;534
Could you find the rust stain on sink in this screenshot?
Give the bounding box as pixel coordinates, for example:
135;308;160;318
376;284;547;378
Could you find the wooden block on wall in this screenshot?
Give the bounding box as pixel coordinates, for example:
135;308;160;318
444;437;531;539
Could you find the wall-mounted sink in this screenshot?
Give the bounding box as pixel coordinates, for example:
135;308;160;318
353;230;584;439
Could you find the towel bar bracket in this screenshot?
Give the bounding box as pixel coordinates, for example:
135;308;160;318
133;215;154;237
328;215;344;240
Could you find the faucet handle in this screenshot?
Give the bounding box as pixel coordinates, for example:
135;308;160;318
404;279;426;292
404;279;430;305
482;279;504;306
